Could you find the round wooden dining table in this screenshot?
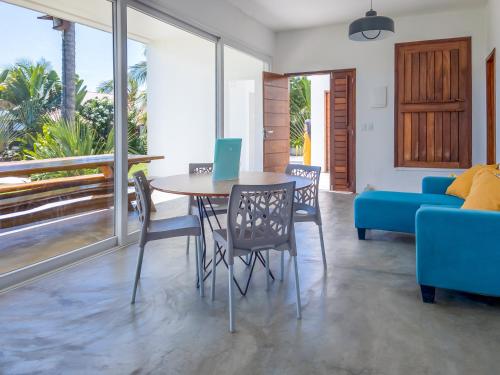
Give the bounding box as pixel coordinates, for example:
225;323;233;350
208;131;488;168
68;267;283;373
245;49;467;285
150;171;313;296
150;171;312;197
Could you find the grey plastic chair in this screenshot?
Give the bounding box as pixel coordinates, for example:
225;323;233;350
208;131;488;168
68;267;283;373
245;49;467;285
186;163;228;253
211;182;301;332
131;170;203;304
284;164;326;270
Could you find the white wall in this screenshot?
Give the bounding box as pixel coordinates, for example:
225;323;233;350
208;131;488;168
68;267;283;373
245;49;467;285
486;0;500;159
275;7;487;192
310;74;330;169
224;47;265;171
144;0;275;59
147;33;216;177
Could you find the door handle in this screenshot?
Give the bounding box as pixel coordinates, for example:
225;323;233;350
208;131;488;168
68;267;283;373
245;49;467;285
263;129;274;139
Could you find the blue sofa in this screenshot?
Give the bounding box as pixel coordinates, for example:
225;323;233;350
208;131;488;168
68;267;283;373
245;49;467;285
354;177;500;303
354;177;463;237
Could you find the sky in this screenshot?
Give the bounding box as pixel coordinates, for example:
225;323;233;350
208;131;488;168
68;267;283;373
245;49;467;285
0;1;145;92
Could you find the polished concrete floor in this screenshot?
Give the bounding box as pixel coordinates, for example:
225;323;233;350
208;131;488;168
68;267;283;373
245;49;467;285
1;192;500;374
0;191;170;274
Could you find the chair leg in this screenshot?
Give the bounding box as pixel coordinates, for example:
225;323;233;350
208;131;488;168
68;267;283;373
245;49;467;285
280;252;285;281
318;225;327;270
197;236;205;297
246;254;250;266
265;250;270;291
186;236;190;254
194;236;200;287
211;242;217;301
292;255;302;320
228;264;235;333
131;244;145;304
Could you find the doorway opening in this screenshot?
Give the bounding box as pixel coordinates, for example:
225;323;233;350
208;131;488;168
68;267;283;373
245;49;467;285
486;48;496;164
262;70;356;192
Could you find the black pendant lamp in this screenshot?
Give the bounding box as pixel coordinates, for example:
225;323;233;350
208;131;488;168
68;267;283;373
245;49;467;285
349;0;395;41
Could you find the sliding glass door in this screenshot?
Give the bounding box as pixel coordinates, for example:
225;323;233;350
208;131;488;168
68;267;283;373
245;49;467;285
0;0;271;284
126;5;216;234
0;0;115;275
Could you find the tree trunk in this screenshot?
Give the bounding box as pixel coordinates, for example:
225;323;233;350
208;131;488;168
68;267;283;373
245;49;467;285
61;21;76;122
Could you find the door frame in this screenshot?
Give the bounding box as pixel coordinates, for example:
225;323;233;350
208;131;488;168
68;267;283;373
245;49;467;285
486;48;496;164
285;69;357;193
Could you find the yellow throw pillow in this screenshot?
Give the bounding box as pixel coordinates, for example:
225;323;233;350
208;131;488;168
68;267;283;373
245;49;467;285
462;169;500;211
446;164;498;199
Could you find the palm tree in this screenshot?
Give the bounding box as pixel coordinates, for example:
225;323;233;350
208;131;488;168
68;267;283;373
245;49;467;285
97;74;146;122
129;61;147;85
25;116;108;179
38;15;76;122
61;21;76;122
0;111;20;160
289;76;311;149
0;60;61;132
0;60;87;149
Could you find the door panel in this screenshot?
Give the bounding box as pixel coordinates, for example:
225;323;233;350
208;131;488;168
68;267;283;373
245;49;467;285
263;72;289;172
330;70;356;192
324;91;331;172
395;37;472;168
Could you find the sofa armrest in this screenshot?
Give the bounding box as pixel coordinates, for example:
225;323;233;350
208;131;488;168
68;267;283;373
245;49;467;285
421;176;455;195
416;206;500;296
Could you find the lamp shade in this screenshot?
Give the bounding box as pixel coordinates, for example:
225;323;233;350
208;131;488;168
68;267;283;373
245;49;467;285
349;9;394;41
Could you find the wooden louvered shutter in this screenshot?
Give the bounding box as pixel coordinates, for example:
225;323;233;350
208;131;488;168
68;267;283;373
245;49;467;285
395;37;472;168
331;70;356;191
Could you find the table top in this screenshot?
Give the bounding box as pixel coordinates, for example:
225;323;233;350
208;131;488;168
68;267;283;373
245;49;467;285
150;171;312;197
0;154;164;177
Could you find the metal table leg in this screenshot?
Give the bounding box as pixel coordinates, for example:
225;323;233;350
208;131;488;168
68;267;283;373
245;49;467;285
195;196;275;296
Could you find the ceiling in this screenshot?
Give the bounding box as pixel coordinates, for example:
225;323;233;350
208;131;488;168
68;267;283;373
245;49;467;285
225;0;486;31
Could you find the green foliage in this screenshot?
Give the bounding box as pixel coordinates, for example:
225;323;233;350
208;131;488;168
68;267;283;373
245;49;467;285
97;62;147;155
128;163;148;179
79;97;114;144
24;116;110;179
289;76;311;148
129;61;147;85
0;60;60;133
0;111;21;161
0;60;87;143
75;77;88;110
1;58;146;169
127;117;147;155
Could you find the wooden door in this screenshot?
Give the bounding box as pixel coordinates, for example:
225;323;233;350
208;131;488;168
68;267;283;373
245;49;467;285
263;72;290;172
330;70;356;192
324;91;331;172
486;49;496;164
395;37;472;168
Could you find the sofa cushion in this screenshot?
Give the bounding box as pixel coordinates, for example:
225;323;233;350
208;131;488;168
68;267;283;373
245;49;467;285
354;191;464;234
462;169;500;211
446;164;498;199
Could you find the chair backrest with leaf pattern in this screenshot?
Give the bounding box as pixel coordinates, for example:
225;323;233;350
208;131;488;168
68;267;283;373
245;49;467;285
285;164;321;209
227;182;296;252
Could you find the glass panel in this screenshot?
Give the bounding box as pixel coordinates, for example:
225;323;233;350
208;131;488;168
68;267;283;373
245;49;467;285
126;7;216;234
223;46;266;171
0;0;114;274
